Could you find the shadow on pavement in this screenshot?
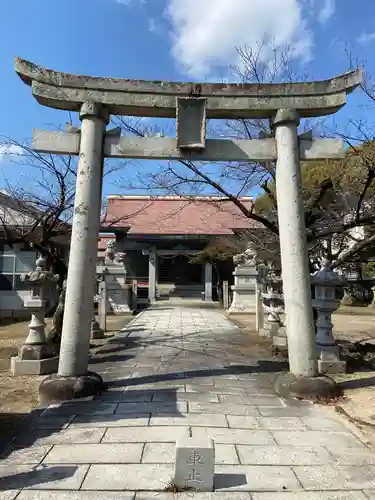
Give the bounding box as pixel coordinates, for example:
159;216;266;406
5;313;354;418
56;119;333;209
107;361;287;390
0;465;79;490
338;375;375;390
214;473;247;489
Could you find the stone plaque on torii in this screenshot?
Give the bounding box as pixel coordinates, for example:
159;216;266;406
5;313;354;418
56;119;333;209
14;56;362;402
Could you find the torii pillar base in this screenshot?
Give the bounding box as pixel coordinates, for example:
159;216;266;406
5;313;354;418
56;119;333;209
274;372;339;402
39;371;105;405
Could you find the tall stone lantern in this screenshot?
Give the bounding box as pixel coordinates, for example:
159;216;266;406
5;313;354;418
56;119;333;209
98;239;130;313
10;255;60;376
228;247;258;314
312;259;346;374
260;263;284;338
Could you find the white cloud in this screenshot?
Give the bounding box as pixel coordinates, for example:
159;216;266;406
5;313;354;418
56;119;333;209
165;0;317;79
0;144;24;161
358;32;375;45
317;0;335;23
148;17;163;35
113;0;145;6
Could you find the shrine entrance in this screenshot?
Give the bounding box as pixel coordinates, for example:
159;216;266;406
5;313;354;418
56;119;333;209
14;55;362;402
159;255;202;286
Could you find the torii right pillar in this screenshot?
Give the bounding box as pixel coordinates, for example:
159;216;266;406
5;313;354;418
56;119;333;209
272;109;336;400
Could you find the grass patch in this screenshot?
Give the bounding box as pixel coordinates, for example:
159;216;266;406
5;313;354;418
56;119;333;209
164;480;197;493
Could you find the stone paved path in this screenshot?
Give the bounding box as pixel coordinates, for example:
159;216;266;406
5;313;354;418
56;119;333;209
1;303;375;499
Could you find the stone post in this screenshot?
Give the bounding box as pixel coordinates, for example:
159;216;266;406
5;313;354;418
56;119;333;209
132;279;138;311
91;276;104;339
255;285;264;331
98;277;107;332
39;101;109;403
312;260;347;374
148;247;157;303
256;263;266;332
11;256;60;376
204;262;213;301
272;110;332;399
223;281;229;309
371;286;375;308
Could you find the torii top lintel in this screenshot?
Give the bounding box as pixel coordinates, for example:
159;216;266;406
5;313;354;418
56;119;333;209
15;57;363;119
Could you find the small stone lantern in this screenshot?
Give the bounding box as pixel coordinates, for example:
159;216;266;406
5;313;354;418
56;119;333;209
312;259;346;374
261;264;287;347
10;255;60;376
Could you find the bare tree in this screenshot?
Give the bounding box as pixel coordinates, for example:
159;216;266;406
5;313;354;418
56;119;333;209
112;40;375;271
0;137;75;276
0;125;120;271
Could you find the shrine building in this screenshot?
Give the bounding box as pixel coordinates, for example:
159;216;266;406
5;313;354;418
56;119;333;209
99;195;254;301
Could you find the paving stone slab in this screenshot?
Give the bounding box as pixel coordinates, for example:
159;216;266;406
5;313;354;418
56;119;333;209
191;427;276;445
102;426;189;443
135;493;251;500
70;414;150;428
32;415;75;430
219;395;284;407
257;407;320;418
141;442;239;465
363;491;375;499
0;464;89;490
152;392;219;403
95;392;154;403
14;428;106;446
43;443;144;464
273;431;363;448
257;417;307;431
150;413;227;427
301;416;351;432
188;403;260;416
17;492;135;500
185;385;248;395
0;445;52;464
141;442;175;463
185;377;216;385
293;465;375;490
81;464;174;491
43;403;118;416
214;444;239;465
237;445;333;465
251;493;368;500
213;378;267;387
125;382;186;391
226;415;260;429
0;490;20;500
116;402;187;414
325;446;375;465
214;465;301;491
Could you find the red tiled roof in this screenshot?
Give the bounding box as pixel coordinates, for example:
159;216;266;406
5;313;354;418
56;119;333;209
101;196;255;235
98;234;115;250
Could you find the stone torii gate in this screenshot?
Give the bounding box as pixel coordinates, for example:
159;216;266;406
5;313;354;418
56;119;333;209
14;57;362;402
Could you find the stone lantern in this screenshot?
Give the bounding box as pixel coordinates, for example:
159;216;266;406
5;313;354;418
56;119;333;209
312;259;346;374
98;239;130;313
261;264;287;347
10;255;60;376
228;247;258;313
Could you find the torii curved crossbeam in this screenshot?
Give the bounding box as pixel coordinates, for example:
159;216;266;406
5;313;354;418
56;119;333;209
15;57;363;119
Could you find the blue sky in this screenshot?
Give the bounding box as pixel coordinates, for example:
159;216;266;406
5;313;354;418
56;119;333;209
0;0;374;199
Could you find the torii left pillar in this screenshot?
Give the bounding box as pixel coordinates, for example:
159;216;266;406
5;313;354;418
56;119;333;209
39;102;108;403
